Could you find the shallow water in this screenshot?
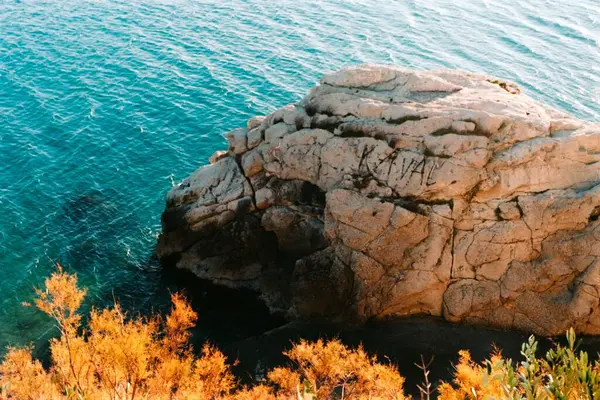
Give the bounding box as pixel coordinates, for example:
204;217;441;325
1;0;599;352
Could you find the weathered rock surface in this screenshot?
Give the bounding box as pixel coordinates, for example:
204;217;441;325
157;65;600;336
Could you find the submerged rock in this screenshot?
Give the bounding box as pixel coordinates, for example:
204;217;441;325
156;65;600;336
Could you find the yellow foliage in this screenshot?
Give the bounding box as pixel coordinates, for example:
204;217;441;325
228;384;276;400
164;292;197;352
6;266;600;399
438;330;600;399
0;267;409;400
0;347;60;399
268;339;407;399
0;267;235;400
437;350;506;399
34;264;86;334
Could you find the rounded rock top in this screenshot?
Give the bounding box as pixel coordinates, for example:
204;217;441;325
157;65;600;336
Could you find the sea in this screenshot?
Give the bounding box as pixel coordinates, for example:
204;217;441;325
1;0;599;358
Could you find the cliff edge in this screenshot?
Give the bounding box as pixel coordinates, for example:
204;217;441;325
156;65;600;336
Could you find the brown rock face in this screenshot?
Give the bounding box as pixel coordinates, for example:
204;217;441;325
156;65;600;336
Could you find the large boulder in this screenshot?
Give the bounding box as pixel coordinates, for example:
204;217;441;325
156;65;600;336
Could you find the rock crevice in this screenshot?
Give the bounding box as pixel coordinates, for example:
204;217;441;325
157;65;600;335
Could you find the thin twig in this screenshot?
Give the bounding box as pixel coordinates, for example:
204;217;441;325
415;355;434;400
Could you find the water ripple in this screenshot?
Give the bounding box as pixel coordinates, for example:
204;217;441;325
0;0;599;350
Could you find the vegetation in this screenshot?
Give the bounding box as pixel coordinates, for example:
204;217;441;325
2;267;600;399
0;267;406;399
439;330;600;399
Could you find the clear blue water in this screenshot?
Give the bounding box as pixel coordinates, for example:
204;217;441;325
1;0;599;351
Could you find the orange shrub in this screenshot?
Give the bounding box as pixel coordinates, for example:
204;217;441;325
268;339;407;399
437;350;507;400
0;267;408;400
0;266;235;399
438;331;600;399
4;265;598;399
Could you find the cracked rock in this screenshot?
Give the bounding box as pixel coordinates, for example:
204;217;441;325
157;65;600;335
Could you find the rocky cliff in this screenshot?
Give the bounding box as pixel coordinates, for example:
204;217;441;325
156;65;600;336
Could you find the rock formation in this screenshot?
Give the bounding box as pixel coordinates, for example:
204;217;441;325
156;65;600;336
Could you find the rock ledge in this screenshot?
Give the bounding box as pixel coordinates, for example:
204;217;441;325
157;65;600;336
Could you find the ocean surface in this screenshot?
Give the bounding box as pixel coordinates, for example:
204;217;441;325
1;0;599;353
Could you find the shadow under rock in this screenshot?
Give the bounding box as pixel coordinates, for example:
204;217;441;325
225;316;600;398
159;266;287;348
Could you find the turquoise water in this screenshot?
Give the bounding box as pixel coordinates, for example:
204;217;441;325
1;0;599;351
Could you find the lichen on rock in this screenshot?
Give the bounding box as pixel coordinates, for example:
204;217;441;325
156;65;600;336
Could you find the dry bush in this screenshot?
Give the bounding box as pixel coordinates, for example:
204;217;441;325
4;266;600;400
267;339;407;399
438;329;600;400
0;266;235;399
0;267;409;400
0;347;61;399
437;350;508;399
228;384;276;400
